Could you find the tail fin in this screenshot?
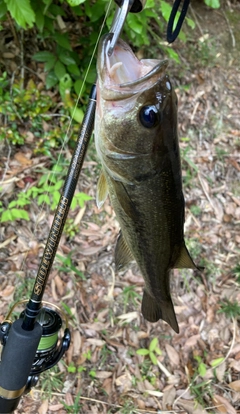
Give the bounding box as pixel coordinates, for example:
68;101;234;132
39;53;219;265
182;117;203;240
141;290;179;333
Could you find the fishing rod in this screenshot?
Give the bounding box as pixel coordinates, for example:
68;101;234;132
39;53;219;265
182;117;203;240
0;1;145;412
0;0;189;412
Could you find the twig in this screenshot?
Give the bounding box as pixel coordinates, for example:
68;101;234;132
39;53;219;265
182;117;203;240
189;4;204;37
222;10;236;48
0;140;11;187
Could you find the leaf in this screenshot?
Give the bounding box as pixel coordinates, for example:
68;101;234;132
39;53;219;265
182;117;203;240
0;0;7;18
54;33;72;51
149;337;158;352
46;71;58;89
59;54;76;66
204;0;220;8
33;51;56;62
67;0;86;6
68;64;81;76
165;344;179;366
35;8;45;32
213;394;237;414
229;380;240;392
2;209;29;222
210;357;225;367
54;61;66;80
5;0;35;29
149;351;158;365
136;348;149;356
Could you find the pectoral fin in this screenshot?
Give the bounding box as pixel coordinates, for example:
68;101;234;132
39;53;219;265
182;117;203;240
115;231;133;270
111;180;137;220
141;290;179;333
173;242;202;270
96;171;108;209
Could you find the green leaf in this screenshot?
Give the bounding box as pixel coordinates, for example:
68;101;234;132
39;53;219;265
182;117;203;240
1;208;29;222
166;48;180;64
67;0;86;6
204;0;220;8
46;71;58;89
59;54;76;66
74;79;85;95
127;14;142;34
44;56;57;72
198;362;207;377
0;0;7;18
35;8;45;32
149;337;158;352
136;348;149;356
149;351;158;365
54;33;72;51
5;0;35;29
54;61;66;80
210;357;224;367
33;51;56;62
68;64;81;76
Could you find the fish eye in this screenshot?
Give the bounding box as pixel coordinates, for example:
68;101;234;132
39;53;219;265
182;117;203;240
139;105;159;129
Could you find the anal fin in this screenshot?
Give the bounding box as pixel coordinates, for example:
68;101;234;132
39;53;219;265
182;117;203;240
173;242;202;271
141;290;179;333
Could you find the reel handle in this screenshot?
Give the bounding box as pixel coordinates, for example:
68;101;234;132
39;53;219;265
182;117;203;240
0;319;42;413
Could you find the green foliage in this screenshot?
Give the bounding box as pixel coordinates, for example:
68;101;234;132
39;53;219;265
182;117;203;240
136;337;162;365
233;264;240;285
56;252;86;280
204;0;220;8
194;355;207;377
0;163;91;223
122;285;141;313
0;0;196;118
218;298;240;319
40;364;65;397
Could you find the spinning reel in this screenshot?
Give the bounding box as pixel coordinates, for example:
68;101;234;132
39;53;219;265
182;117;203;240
0;301;70;412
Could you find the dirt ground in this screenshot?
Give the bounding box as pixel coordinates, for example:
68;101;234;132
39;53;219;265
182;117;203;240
0;1;240;413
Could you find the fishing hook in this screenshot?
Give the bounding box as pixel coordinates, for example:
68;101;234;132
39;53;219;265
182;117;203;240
167;0;190;43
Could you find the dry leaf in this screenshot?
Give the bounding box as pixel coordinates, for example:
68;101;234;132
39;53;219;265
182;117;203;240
14;152;32;166
165;344;180;366
215;361;226;382
213;394;237;414
95;371;112;379
48;403;64;412
177;399;208;414
162;386;176;410
229;380;240;392
38;400;48;414
73;330;82;357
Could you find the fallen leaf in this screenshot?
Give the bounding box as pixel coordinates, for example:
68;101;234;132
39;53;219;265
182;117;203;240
229;380;240;392
162;386;176;409
95;371;112;379
215;361;226;382
38;400;48;414
165;344;180;366
213;394;237;414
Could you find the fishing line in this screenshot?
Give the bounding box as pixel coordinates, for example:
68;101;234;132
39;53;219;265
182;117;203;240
20;1;114;273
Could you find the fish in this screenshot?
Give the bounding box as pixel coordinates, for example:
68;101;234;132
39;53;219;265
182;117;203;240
94;34;200;333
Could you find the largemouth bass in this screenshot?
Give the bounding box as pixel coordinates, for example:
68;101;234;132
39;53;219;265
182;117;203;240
95;34;199;333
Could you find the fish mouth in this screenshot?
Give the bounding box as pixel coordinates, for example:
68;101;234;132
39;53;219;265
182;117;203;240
97;34;168;100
